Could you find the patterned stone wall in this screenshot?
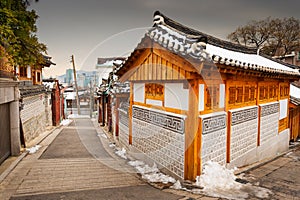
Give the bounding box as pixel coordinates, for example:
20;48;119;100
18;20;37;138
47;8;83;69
230;106;258;162
200;112;227;166
259;102;279;145
118;108;129;147
132;106;185;178
20;94;51;143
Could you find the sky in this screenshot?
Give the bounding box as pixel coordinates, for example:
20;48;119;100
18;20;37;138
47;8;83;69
28;0;300;78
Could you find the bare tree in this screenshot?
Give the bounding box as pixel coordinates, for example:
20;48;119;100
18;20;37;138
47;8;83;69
228;17;300;56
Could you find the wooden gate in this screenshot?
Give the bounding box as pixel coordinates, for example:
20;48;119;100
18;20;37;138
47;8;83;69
0;103;11;164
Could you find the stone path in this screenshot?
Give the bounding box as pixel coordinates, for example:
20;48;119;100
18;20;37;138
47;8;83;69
241;145;300;200
0;118;182;200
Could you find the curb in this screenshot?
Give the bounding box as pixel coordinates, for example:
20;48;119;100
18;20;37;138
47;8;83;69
0;125;61;184
0;151;28;183
235;142;300;175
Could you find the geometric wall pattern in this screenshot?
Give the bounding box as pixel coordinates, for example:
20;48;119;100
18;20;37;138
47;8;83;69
201;113;227;166
132;106;185;178
230;106;258;162
118;108;129;147
259;102;279;145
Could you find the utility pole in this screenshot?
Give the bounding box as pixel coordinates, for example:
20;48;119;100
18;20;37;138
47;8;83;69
71;55;81;115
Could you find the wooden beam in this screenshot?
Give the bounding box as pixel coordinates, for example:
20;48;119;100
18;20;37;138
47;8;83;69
184;79;199;181
129;82;133;145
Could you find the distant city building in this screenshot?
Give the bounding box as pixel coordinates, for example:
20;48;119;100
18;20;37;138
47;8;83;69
65;69;73;85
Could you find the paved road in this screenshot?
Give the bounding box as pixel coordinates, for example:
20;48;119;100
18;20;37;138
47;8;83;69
0;118;182;200
241;145;300;200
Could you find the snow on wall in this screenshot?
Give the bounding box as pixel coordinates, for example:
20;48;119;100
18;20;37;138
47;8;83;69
165;83;188;111
229;106;258;162
200;112;227;167
132;105;185;178
259;102;279;145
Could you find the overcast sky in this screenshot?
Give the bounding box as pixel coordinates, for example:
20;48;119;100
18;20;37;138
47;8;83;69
29;0;300;77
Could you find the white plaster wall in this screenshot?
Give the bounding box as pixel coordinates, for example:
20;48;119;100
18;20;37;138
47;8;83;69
200;112;227;166
133;83;145;103
219;84;225;108
165;83;188;111
260;113;278;144
229;107;258;162
146;99;163;106
279;99;288;120
199;84;205;111
27;66;31;78
132;106;185;178
228;129;290;168
118;109;129;148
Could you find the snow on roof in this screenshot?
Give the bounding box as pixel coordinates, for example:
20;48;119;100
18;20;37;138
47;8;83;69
42;81;55;89
206;44;299;74
96;58;125;68
290;84;300;99
65;91;84;100
118;11;300;77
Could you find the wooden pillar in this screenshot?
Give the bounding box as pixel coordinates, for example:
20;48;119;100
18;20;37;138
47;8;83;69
129;82;133;145
184;79;199;181
115;97;120;137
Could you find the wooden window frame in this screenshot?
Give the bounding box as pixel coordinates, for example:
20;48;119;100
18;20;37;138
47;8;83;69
145;83;164;101
204;84;221;113
227;82;257;109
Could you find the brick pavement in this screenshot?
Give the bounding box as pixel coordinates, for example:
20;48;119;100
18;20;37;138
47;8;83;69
0;118;182;200
241;145;300;200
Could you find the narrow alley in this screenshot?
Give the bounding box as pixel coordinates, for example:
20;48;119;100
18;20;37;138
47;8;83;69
0;118;182;200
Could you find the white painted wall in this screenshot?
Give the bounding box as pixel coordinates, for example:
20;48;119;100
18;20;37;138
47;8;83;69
219;84;225;108
133;83;145;103
146;99;163;106
279;99;288;120
199;84;205;111
27;66;31;78
165;83;189;111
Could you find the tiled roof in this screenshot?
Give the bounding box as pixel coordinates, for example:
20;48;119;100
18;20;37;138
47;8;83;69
290;96;300;106
116;11;300;77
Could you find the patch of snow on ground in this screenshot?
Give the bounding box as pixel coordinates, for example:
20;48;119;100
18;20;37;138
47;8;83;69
101;134;108;139
115;148;127;159
131;161;176;184
60;119;72;126
128;160;144;167
68;114;90;119
26;145;41;154
171;180;182;189
109;143;115;148
196;161;272;200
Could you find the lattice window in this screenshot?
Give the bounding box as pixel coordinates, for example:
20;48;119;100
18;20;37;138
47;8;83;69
145;83;164;101
249;86;256;101
228;83;256;108
37;72;41;82
259;86;265;100
19;66;27;77
244;86;250;102
229;87;236;104
206;86;219;110
236;87;243;103
279;84;289;99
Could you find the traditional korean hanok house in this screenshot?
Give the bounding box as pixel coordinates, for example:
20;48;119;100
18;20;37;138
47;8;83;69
16;55;55;85
289;83;300;141
115;11;300;181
